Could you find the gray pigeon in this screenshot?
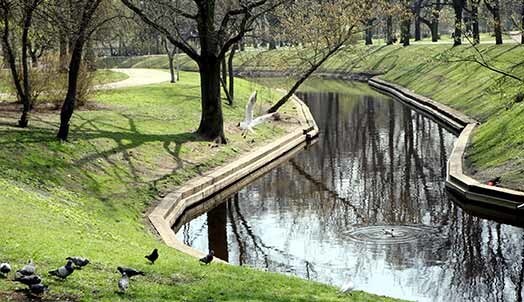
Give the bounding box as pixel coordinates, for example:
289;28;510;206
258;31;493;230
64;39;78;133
0;263;11;276
29;283;48;295
118;273;129;293
14;274;42;286
117;266;144;278
17;260;35;276
66;257;90;269
199;250;214;265
49;260;74;279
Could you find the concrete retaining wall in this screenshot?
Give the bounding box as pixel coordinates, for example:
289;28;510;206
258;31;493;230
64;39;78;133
148;95;319;260
369;76;524;210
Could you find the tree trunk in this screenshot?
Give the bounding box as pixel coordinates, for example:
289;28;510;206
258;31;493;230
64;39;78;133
431;0;441;42
268;40;276;50
57;38;85;140
196;57;226;143
471;1;480;44
365;19;373;45
168;53;175;83
227;45;237;105
522;0;524;44
401;17;411;46
221;57;227;88
415;17;421;41
492;3;503;44
386;15;394;44
452;2;464;46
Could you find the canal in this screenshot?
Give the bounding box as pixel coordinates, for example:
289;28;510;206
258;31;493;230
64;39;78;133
175;80;524;302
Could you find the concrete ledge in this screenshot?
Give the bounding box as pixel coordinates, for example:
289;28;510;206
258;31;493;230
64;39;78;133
369;76;524;211
148;95;319;261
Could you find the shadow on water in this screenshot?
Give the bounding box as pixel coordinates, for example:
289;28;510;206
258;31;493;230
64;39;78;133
174;81;524;302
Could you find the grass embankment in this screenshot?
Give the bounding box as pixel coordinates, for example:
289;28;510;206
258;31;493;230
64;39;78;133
99;44;524;190
0;71;399;301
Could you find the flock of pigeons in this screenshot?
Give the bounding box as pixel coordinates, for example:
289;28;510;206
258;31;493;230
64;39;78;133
0;248;215;298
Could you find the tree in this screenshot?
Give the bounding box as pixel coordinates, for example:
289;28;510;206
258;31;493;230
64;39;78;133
267;0;386;113
120;0;285;143
56;0;111;140
419;0;443;42
466;0;481;44
163;37;178;83
484;0;503;45
0;0;44;128
400;0;412;46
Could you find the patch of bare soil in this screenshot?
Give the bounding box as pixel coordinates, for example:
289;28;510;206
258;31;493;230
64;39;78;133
0;291;78;302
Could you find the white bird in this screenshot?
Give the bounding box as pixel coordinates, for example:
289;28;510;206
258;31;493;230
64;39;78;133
118;273;129;293
384;228;396;237
239;91;278;136
17;260;35;276
339;276;354;295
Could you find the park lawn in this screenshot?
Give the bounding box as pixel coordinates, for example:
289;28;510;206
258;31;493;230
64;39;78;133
0;69;129;93
0;71;401;302
108;44;524;189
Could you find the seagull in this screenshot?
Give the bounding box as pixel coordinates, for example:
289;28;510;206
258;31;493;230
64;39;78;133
14;274;42;286
66;257;90;269
118;273;129;293
29;283;48;296
239;91;278;136
0;263;11;276
117;266;144;278
145;248;158;264
339;276;354;295
199;250;214;265
17;260;35;276
49;260;75;279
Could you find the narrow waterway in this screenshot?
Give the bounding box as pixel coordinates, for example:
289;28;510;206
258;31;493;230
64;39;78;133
175;81;524;302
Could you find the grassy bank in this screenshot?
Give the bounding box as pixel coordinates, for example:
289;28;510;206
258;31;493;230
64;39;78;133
0;71;399;301
99;44;524;190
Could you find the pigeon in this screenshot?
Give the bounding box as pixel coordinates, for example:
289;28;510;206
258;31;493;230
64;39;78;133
239;91;278;136
0;263;11;276
29;283;48;295
117;266;144;278
199;250;214;265
145;248;158;264
118;273;129;293
49;260;75;279
66;256;90;269
487;176;501;186
14;274;42;286
17;260;35;276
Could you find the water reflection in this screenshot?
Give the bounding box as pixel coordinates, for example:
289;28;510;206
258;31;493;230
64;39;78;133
175;82;524;302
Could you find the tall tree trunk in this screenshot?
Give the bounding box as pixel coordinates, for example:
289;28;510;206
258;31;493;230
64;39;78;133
386;15;394;44
268;40;276;50
197;57;226;143
485;0;502;44
452;0;464;46
401;17;411;46
521;0;524;44
57;38;85;140
431;0;441;42
227;45;237;105
221;57;227;88
414;17;421;41
471;0;480;44
168;53;175;83
365;19;373;45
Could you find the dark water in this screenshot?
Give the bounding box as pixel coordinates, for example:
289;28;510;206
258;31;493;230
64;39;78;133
175;82;524;302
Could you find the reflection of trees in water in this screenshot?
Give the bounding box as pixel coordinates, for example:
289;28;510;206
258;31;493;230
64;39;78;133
181;90;524;301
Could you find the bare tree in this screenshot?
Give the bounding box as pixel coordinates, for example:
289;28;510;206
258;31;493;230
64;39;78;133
0;0;44;128
452;0;466;46
120;0;286;143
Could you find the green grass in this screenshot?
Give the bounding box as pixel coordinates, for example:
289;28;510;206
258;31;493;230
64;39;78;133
0;71;400;301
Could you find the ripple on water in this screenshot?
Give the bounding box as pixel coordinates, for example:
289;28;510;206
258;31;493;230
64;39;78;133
344;225;441;245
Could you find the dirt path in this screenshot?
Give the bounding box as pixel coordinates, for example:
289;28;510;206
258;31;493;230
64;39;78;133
96;68;171;90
